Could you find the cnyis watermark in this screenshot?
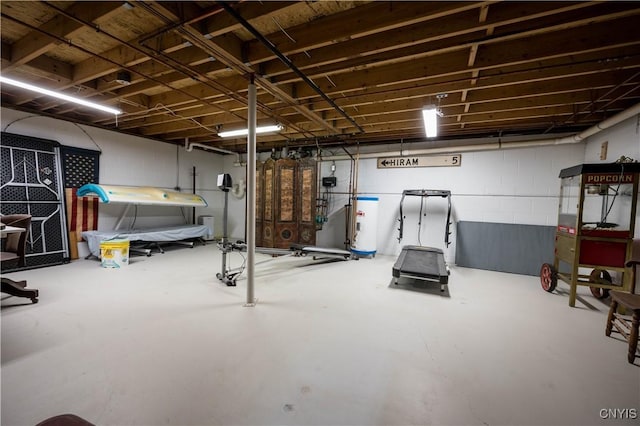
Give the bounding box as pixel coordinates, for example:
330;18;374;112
599;408;638;420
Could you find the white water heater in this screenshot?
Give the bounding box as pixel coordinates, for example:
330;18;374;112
351;196;379;257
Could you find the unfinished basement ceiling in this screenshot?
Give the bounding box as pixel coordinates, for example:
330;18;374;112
1;1;640;154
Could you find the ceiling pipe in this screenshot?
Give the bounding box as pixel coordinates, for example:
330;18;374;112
218;1;365;134
185;137;239;158
550;102;640;145
323;103;640;160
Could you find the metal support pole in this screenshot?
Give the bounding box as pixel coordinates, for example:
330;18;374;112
221;190;228;277
245;77;257;306
192;166;196;224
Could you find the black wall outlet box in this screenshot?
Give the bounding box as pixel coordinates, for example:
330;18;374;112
322;177;337;187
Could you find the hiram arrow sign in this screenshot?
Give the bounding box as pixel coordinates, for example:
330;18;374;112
377;154;461;169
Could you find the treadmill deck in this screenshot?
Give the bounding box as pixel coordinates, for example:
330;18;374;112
393;245;449;284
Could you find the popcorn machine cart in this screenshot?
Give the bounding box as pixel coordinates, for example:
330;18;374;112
540;162;640;307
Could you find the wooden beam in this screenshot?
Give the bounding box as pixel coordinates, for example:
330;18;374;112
5;2;123;70
244;2;491;63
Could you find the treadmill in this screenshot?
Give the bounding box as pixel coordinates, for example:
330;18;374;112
392;190;452;291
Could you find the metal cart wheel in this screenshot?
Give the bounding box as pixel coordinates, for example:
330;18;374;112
540;263;557;292
589;269;612;299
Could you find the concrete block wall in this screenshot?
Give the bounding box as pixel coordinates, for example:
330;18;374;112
312;113;637;258
223;143;585;257
201;111;640;262
322;143;584;257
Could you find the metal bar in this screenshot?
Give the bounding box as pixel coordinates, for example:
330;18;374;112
53;146;69;258
570;175;587;307
398;192;406;242
255;252;294;266
114;204;132;231
245;78;257;306
192;166;196;224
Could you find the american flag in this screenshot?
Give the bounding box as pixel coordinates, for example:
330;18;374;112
61;147;100;242
65;188;98;241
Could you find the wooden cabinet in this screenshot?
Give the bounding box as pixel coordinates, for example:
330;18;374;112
256;157;317;248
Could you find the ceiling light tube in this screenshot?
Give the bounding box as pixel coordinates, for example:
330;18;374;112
422;105;438;138
0;76;122;115
218;124;282;138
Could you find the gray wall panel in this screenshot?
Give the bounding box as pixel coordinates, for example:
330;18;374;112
455;221;556;276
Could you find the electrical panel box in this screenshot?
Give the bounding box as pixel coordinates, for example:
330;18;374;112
322;176;337;187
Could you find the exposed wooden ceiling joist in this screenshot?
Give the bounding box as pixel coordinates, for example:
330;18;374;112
1;1;639;153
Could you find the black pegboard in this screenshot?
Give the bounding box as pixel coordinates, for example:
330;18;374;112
1;132;68;269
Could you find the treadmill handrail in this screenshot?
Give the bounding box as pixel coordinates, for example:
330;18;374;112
397;189;451;247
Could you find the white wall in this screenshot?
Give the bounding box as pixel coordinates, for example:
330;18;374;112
1;108;228;243
223;143;585;257
226;111;640;260
329;144;584;258
7;105;636;269
583;115;640;164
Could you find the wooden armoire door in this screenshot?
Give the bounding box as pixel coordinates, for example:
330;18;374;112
273;158;298;249
255;157;317;248
261;158;275;248
297;158;317;246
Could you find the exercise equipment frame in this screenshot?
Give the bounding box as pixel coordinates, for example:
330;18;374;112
393;189;452;291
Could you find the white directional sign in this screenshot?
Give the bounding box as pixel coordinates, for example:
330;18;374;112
377;154;461;169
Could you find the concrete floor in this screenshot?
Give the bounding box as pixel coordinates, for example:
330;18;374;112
1;244;639;426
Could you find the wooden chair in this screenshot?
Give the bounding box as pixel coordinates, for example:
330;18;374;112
1;214;32;270
36;414;95;426
605;260;640;364
1;214;38;303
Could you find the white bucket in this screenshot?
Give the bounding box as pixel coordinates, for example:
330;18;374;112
100;239;130;268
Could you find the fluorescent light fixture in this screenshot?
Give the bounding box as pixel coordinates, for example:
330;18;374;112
218;124;282;138
422;105;438;138
0;76;122;115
